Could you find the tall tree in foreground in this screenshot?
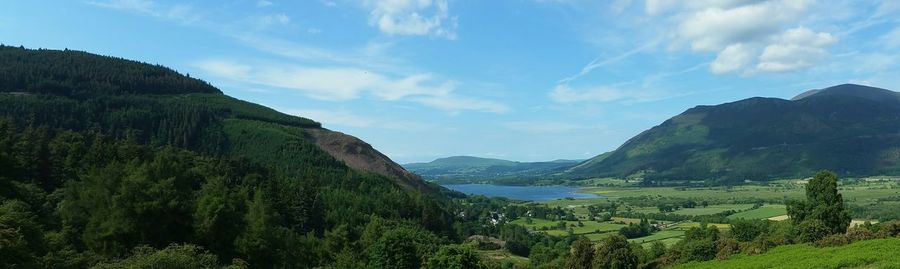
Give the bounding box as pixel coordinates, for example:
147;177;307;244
787;171;852;239
593;235;638;269
564;239;594;269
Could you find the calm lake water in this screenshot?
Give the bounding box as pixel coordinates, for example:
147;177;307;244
442;184;598;201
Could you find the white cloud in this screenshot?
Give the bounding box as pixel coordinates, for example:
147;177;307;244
279;109;438;130
258;13;290;26
549;84;629;103
89;0;200;23
710;43;754;74
364;0;457;39
194;60;508;113
882;27;900;48
643;0;838;74
675;0;809;52
257;0;273;7
757;27;836;72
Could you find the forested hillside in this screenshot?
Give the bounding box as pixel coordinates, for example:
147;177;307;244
404;156;579;183
568;84;900;184
0;46;552;268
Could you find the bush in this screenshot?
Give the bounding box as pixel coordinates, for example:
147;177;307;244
425;244;485;269
814;234;851;247
844;227;875;242
730;219;768;242
765;221;796;245
741;235;775;256
798;219;831;243
92;244;247;269
715;238;740;260
876;221;900;238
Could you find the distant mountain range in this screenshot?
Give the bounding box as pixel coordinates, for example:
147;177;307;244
566;84;900;183
403;156;581;182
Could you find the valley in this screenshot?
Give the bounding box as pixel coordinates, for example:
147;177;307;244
456;177;900;267
3;45;900;269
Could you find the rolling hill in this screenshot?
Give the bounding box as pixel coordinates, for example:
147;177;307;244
0;45;456;267
0;45;433;193
567;84;900;183
404;156;580;181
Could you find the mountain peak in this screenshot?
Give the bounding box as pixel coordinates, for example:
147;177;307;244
791;84;898;103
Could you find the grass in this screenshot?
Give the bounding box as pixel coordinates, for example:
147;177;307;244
477;249;529;267
670;221;731;230
509;218;627;236
628;230;684;245
675;238;900;269
584;185;804;203
727;204;788;220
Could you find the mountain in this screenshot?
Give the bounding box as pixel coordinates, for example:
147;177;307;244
0;45;459;267
0;45;432;193
567;84;900;183
405;156;580;181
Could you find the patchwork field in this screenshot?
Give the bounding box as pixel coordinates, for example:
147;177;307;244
506;179;900;250
727;204;787;220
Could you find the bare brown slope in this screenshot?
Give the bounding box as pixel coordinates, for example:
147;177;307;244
305;128;435;194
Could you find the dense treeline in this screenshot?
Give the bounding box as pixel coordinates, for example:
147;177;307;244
0;118;466;268
0;46;588;268
0;45;220;96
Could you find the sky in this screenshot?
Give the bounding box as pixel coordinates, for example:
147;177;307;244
2;0;900;164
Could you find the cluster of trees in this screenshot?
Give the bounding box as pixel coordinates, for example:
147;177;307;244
618;219;658;239
0;45;220;96
0;119;471;268
564;236;665;269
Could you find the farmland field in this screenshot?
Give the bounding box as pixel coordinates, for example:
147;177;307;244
727;204;787;220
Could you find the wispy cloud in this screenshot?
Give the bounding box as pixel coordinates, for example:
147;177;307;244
558;38;659;84
277;108;438;131
88;0;201;24
503;121;587;133
194;60;509;113
89;0;495;114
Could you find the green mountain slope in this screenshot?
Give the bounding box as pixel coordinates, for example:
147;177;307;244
0;45;432;193
568;84;900;183
0;45;456;268
404;156;580;181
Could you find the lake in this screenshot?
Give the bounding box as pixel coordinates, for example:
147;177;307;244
442;184;598;201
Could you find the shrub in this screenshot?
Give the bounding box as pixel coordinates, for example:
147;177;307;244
715;238;740;260
798;219;831;243
814;234;851;247
730;219;768;242
876;221;900;238
425;244;485;269
844;227;874;242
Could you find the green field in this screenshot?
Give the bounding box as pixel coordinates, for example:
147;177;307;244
584;184;805;203
675;238;900;269
632;203;753;215
509;218;627;236
727;204;787;220
628;230;684;245
669;222;731;230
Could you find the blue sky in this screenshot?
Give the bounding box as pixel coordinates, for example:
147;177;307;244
2;0;900;163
